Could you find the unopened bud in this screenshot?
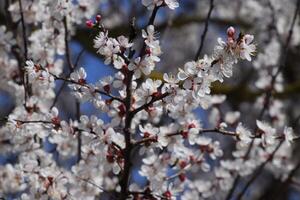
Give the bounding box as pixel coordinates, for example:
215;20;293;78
96;15;102;22
86;20;94;28
163;191;172;199
179;173;186;182
188;123;196;129
227;26;235;38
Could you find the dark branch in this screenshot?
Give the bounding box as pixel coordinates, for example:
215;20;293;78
50;73;123;103
63;16;74;71
118;6;161;200
194;0;214;61
18;0;28;60
50;49;85;109
131;92;170;115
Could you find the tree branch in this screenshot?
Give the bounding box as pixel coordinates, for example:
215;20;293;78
63;16;74;71
50;49;85;109
118;6;161;199
50;73;124;103
18;0;28;60
131;92;169;115
194;0;214;61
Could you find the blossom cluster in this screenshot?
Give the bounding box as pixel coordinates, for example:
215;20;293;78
142;0;179;10
0;0;299;200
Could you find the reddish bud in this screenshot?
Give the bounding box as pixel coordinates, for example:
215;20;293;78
227;26;235;38
51;117;60;126
189;155;196;163
180;131;188;139
163;191;172;199
96;15;102;22
105;99;113;105
34;64;42;72
106;154;114;163
103;85;110;93
78;78;86;85
145;48;151;55
121;64;128;72
86;20;94;28
144;132;151;138
179;173;186;182
199;145;213;153
188;123;196;129
118;104;126;117
179;160;187;169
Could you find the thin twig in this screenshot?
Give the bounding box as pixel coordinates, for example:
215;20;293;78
266;0;281;43
18;0;28;60
50;73;123;103
131;92;170;115
194;0;214;61
18;0;31;104
133;128;260;147
75;101;81;163
272;0;300;80
272;160;300;200
236;141;284;200
14;120;52;124
147;5;160;26
75;175;107;192
63;15;82;163
74;49;85;68
50;49;85;109
50;81;67;109
63;16;74;71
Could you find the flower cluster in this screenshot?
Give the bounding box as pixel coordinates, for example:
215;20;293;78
128;25;162;78
94;32;132;67
1;0;300;200
142;0;179;10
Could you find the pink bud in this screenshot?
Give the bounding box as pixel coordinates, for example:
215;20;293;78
179;173;186;182
163;191;172;199
96;15;102;22
179;160;187;168
86;20;94;28
188;123;196;129
227;26;235;38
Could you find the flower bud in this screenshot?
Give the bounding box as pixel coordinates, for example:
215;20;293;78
179;160;187;169
227;26;235;38
86;20;94;28
96;15;102;22
179;173;186;182
188;123;196;129
163;191;172;199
